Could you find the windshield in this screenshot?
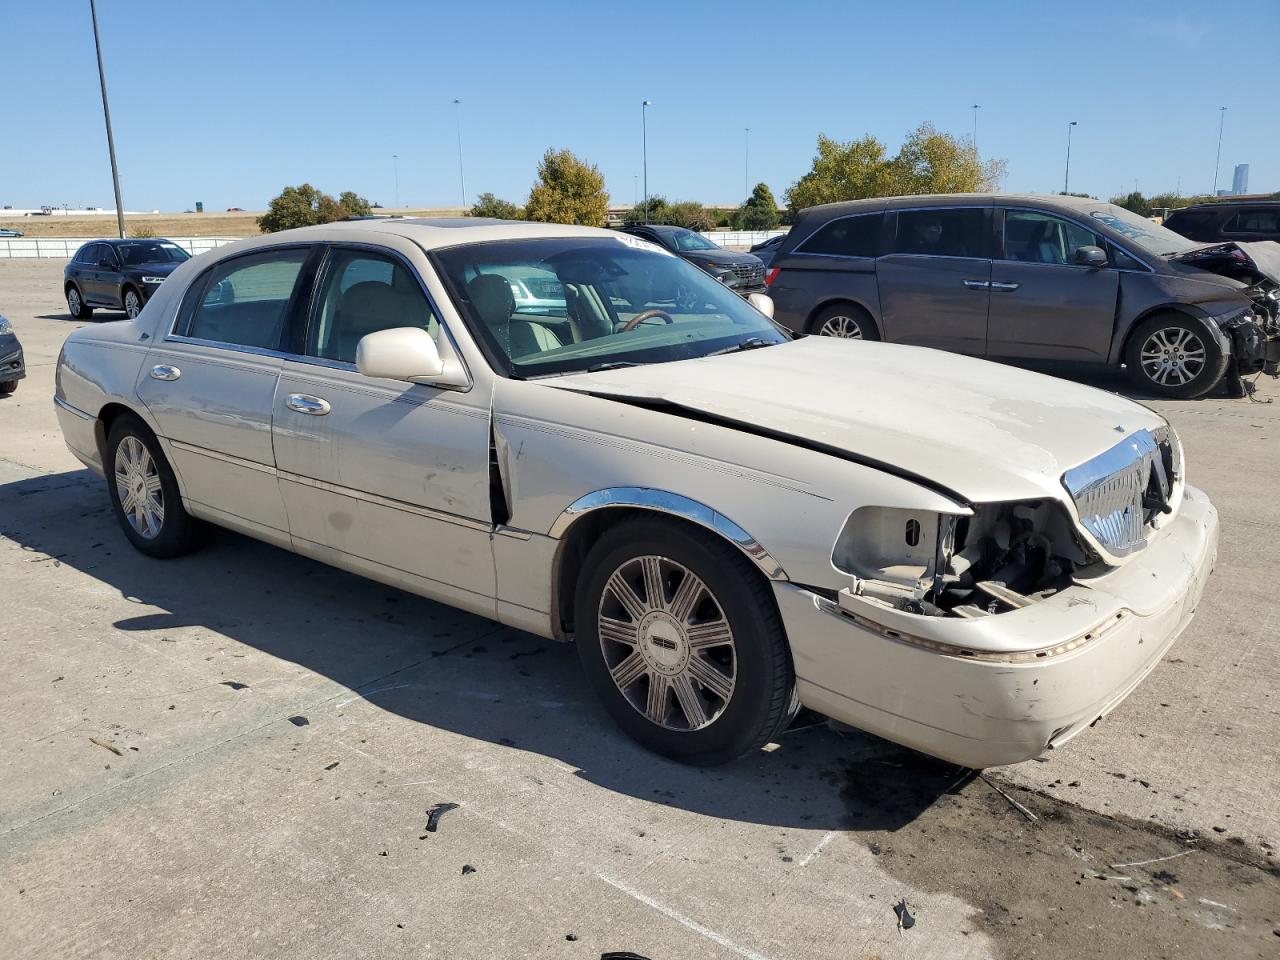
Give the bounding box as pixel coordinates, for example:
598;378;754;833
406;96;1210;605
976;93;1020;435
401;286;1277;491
433;236;786;378
118;241;190;265
668;228;719;252
1083;203;1199;257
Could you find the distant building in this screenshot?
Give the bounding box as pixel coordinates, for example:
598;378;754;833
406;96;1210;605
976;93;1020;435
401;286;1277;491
1231;164;1249;196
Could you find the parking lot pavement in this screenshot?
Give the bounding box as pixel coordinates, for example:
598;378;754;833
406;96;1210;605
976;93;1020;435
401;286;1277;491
2;259;1279;959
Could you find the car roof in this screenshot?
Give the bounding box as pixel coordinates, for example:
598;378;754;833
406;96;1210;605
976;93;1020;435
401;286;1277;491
1175;200;1278;211
236;217;614;252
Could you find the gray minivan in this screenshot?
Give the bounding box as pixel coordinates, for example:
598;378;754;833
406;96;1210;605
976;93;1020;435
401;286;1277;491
767;194;1280;398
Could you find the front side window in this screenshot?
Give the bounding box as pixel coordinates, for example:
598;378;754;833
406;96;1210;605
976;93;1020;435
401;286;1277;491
178;249;308;349
798;214;881;257
893;208;990;258
433;236;787;378
97;244;120;268
307;249;440;364
1002;210;1100;265
1224;208;1279;234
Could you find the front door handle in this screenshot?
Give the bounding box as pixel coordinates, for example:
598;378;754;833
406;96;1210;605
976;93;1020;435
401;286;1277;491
990;281;1021;292
286;393;331;416
149;364;181;381
963;279;990;290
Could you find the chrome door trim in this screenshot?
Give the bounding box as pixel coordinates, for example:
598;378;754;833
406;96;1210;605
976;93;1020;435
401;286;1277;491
53;395;94;420
169;439;279;476
149;364;181;381
989;281;1021;292
162;334;295;362
548;487;787;581
278;469;493;532
963;279;990;290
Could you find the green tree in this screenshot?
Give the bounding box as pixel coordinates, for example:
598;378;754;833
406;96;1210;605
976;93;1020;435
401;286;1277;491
736;182;780;230
524;148;609;226
785;134;893;212
258;183;373;233
666;200;716;231
887;122;1004;195
626;196;669;224
1110;191;1153;216
470;192;523;219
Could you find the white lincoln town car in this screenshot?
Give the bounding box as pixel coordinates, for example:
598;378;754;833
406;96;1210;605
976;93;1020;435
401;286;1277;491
53;219;1218;768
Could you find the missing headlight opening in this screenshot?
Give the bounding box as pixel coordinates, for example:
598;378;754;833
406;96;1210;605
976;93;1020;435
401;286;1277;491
833;502;1095;618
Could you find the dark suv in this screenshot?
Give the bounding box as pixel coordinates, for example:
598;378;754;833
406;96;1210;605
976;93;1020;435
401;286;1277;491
64;238;192;320
1163;201;1280;244
618;224;766;293
766;194;1280;398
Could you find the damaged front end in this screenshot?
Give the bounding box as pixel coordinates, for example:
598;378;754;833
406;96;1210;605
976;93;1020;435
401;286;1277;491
1173;241;1280;378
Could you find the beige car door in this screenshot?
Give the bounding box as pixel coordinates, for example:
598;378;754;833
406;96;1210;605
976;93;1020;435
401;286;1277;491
272;244;496;615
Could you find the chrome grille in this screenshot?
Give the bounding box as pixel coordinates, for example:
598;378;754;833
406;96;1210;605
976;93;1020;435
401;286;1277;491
731;262;765;285
1061;428;1180;557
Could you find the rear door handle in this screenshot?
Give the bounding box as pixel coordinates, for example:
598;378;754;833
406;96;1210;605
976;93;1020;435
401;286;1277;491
990;281;1021;292
963;279;990;290
149;364;181;381
286;393;331;416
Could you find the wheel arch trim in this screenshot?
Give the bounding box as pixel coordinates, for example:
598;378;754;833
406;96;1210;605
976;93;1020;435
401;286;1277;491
548;487;789;582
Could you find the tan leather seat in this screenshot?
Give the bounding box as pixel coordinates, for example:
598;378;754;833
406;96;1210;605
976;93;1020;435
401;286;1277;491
467;274;564;359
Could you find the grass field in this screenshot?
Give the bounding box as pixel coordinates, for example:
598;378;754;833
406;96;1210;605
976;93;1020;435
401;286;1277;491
0;208;466;238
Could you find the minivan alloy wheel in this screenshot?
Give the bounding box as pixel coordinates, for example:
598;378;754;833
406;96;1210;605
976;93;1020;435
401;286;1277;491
1139;326;1207;386
598;555;736;731
114;436;164;539
124;289;142;319
818;314;864;338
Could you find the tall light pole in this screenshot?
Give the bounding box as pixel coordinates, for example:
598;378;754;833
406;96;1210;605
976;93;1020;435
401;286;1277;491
971;104;980;152
392;154;400;209
89;0;125;239
744;127;750;200
452;99;467;210
1063;121;1078;194
1212;106;1227;196
642;100;651;222
633;175;638;207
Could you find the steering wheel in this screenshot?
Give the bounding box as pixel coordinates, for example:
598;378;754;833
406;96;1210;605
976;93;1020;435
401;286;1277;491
619;308;674;332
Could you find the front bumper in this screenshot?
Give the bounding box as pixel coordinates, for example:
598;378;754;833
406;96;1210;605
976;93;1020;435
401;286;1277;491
0;342;25;384
778;485;1219;768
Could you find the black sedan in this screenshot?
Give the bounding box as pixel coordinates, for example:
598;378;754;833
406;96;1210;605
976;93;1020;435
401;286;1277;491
64;238;191;320
618;224;766;292
0;313;24;396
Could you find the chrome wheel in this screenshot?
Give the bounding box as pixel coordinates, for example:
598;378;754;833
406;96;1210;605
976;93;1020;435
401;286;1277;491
67;287;81;315
114;436;164;539
818;314;864;338
597;555;736;732
1139;327;1206;386
124;289;142;319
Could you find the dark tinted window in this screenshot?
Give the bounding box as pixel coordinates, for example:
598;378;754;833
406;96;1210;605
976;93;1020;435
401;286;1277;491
1223;208;1279;234
308;250;439;364
96;244;120;268
179;249;308;349
798;214;881;257
118;240;190;265
1163;210;1214;233
1002;210;1099;264
893;208;990;258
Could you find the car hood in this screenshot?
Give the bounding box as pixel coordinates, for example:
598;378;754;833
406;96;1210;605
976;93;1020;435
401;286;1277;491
542;337;1166;505
1168;240;1280;286
682;249;760;266
124;260;181;276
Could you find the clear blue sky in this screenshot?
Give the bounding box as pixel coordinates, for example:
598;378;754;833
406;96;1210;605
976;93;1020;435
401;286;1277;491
2;0;1276;212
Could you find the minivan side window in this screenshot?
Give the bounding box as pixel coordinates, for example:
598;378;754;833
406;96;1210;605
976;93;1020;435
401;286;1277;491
1223;208;1279;234
797;214;881;257
307;249;440;364
1002;210;1100;265
177;249;308;350
893;208;990;258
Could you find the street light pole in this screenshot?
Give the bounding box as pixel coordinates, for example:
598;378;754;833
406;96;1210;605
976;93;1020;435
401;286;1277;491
971;104;980;152
744;127;750;201
1063;121;1078;194
89;0;125;239
642;100;651;223
1212;106;1227;196
453;99;467;210
392;154;400;209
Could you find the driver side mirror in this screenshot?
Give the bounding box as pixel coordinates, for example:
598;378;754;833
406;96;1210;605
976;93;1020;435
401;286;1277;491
356;327;469;389
747;292;774;318
1073;245;1108;268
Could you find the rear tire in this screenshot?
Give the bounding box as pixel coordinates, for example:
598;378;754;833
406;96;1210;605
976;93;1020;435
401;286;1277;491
1125;313;1227;399
810;302;879;340
574;517;794;766
0;380;16;396
105;414;206;558
66;285;93;320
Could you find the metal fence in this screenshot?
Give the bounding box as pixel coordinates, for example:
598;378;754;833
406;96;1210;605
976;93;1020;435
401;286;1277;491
702;229;788;249
0;237;239;260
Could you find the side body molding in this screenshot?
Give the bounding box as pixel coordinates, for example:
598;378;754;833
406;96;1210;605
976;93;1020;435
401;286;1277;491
549;486;789;581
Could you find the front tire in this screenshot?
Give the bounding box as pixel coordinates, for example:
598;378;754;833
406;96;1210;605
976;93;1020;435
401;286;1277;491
105;415;206;558
0;380;16;396
574;518;794;765
1125;314;1227;399
123;286;143;320
810;302;879;340
66;285;93;320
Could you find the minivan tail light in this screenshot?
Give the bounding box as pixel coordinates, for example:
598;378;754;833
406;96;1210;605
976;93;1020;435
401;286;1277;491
765;267;780;287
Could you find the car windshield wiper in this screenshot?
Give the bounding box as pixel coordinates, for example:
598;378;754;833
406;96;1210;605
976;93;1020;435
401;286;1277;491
585;361;641;373
706;337;774;357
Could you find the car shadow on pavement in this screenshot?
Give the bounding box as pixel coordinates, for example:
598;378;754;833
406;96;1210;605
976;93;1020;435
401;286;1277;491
2;468;964;832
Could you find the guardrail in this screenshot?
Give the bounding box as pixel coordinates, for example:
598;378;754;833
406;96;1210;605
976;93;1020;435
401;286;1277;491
0;237;240;260
702;229;788;248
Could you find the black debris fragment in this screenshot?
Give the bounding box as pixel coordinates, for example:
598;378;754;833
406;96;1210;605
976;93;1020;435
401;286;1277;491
564;933;578;942
426;802;460;833
869;843;882;856
287;716;309;727
893;899;916;930
379;850;388;857
220;681;249;690
601;953;651;960
89;737;122;756
324;761;339;770
462;864;476;875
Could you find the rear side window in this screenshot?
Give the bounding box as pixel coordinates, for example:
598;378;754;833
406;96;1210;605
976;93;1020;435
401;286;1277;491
177;249;308;350
797;214;881;257
1223;208;1279;234
893;208;990;258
